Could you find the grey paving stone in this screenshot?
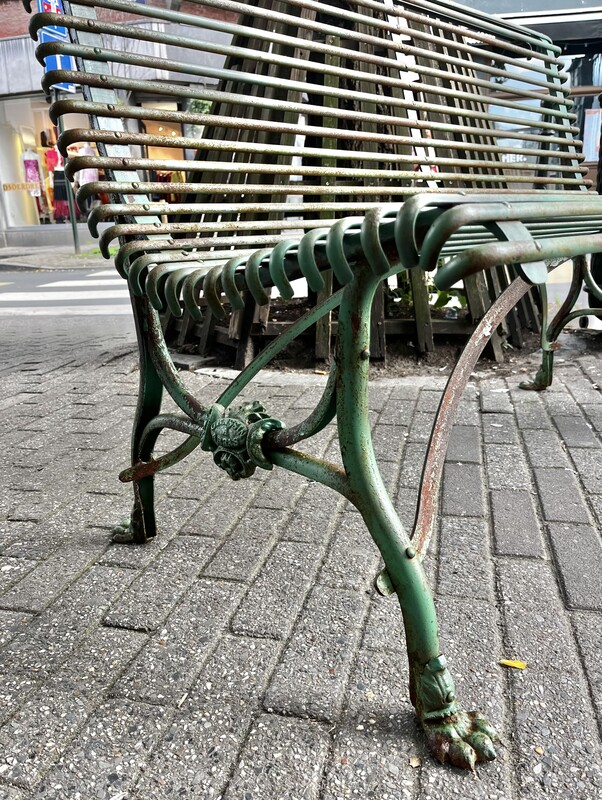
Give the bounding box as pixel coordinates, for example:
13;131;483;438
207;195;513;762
485;443;532;490
0;557;37;594
423;546;438;590
407;411;436;443
111;579;245;705
0;609;33;648
231;540;325;639
497;556;563;610
4;489;64;523
30;699;171;799
0;519;40;561
572;611;602;729
533;467;591;523
301;426;337;459
446;424;482;462
223;714;330;800
368;385;393;413
562;367;602;405
372;423;408;461
318;511;380;592
548;522;602;610
152;470;195;501
252;467;305;509
481;413;519;446
0;788;24;800
97;533;171;570
570;448;602;495
324;436;345;465
362;593;405;653
437;517;494;601
165;460;225;499
521;427;571;468
203;514;282;583
388;384;420;402
179;484;257;537
397;443;427;490
590;494;602;529
508;668;602;798
490;489;545;558
498;560;582;665
283;483;341;543
377;398;417;426
497;559;602;797
394;486;419;531
541;385;580;415
441;462;486;517
322;644;418;800
376;457;399;495
0;670;41;727
582;403;602;434
0;688;92;789
578;356;602;387
509;391;553;430
103;535;218;632
47;490;133;533
454;394;481;427
132;635;281;799
47;627;148;697
264;585;368;722
291;385;330;410
553;414;600;449
416;389;444;412
322;727;417;800
344;646;410;721
154;497;207;536
480;381;513;414
0;542;107;613
1;565;135;679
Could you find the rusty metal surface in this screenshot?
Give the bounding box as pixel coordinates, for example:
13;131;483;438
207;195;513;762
412;276;531;558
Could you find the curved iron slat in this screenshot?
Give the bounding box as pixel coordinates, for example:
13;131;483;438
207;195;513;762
36;34;574;124
42;67;579;140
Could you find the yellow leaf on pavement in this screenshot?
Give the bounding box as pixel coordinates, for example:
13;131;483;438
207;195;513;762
499;659;527;669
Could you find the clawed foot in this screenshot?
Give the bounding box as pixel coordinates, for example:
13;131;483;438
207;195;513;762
413;654;498;770
519;350;556;392
422;708;498;770
519;363;551;391
111;499;156;544
112;518;137;543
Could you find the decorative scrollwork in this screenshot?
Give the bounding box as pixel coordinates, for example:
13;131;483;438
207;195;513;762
201;402;284;480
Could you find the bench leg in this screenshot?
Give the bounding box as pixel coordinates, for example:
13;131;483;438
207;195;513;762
113;297;163;544
521;256;589;392
336;272;497;768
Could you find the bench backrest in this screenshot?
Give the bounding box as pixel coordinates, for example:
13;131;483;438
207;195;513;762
29;0;587;268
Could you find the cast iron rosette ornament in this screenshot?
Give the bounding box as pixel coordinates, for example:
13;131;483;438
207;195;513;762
201;402;284;480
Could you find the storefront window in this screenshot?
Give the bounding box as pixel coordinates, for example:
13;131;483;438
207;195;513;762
0;92;94;227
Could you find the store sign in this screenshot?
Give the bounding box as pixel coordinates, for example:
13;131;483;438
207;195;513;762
37;0;77;93
2;182;41;192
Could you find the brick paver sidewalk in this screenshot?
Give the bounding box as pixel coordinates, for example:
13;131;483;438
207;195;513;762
1;329;601;799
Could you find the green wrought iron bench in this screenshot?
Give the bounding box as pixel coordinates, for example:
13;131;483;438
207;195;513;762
26;0;602;771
